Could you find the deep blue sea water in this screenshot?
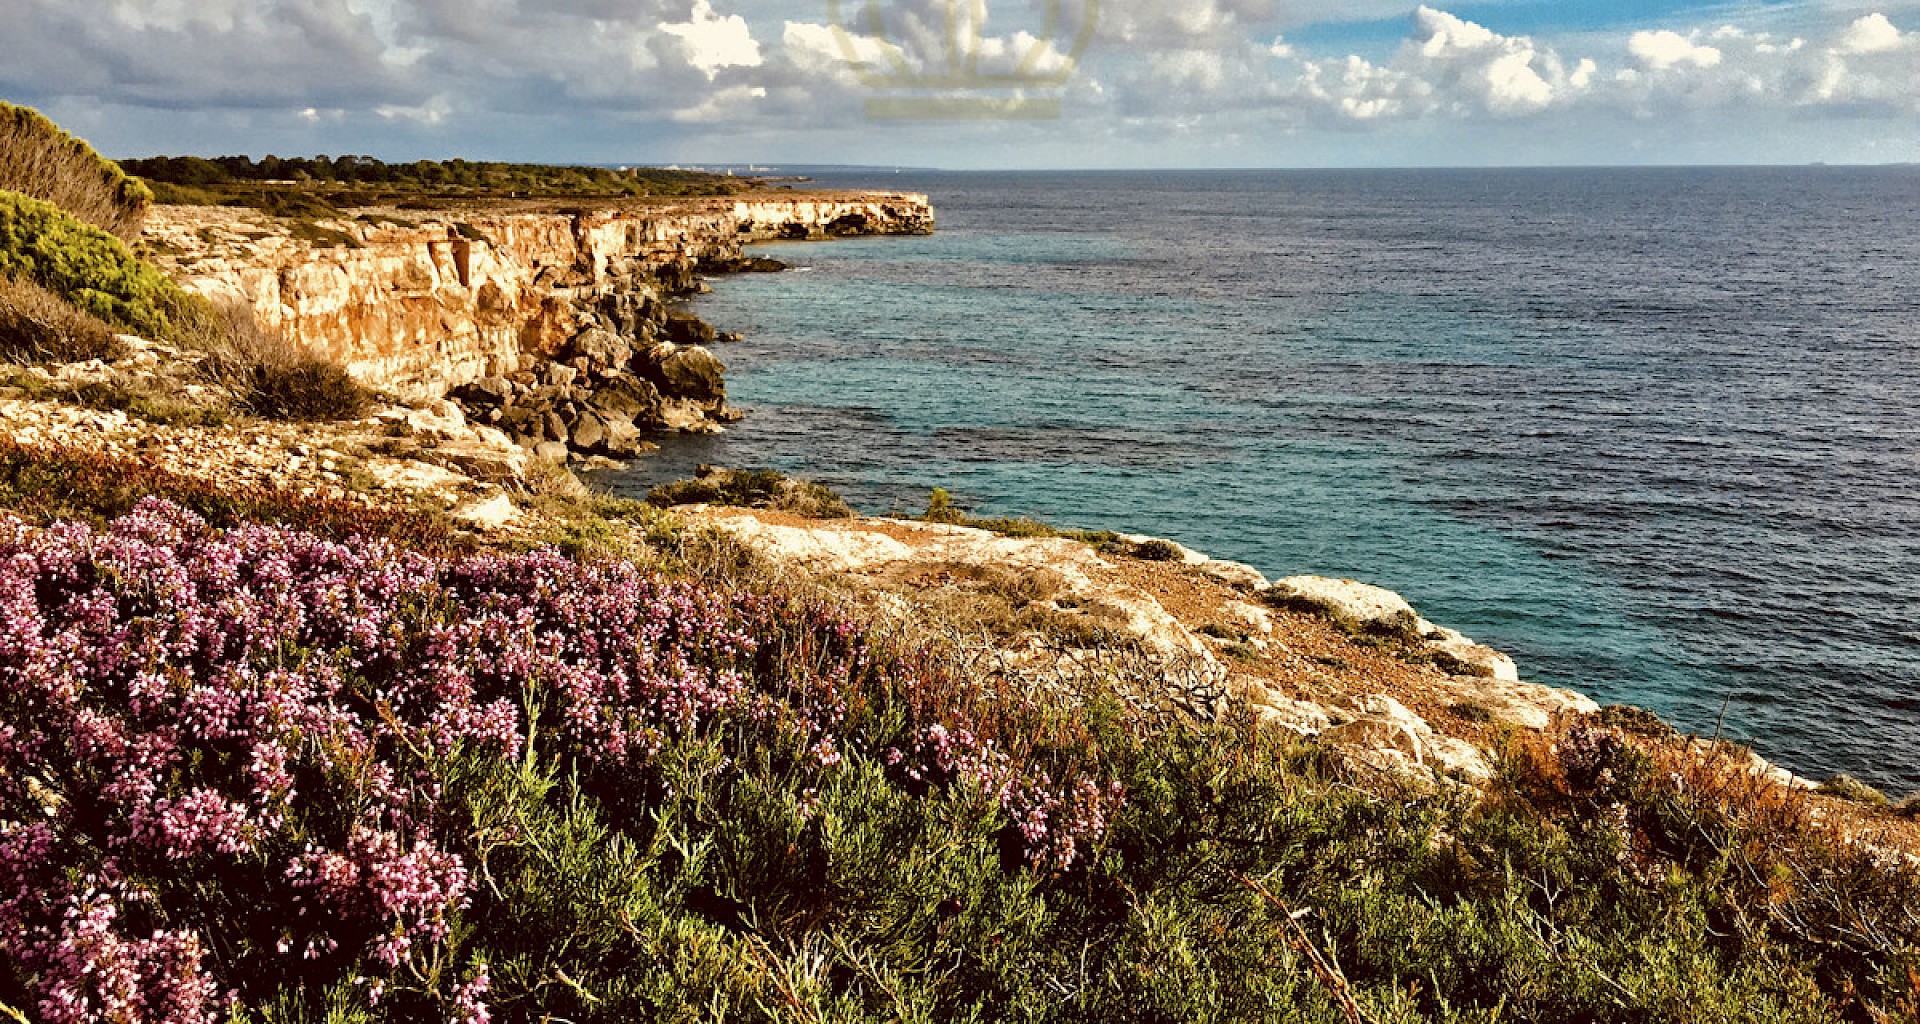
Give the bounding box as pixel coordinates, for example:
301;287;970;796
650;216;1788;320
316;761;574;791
604;168;1920;793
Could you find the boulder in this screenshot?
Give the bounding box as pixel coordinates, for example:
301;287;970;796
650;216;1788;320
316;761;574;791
1321;695;1495;783
596;414;649;458
543;363;579;388
1428;628;1520;682
453;493;522;531
533;441;571;463
664;310;717;346
644;343;727;404
1251;696;1334;739
461;375;514;406
569;411;608;452
1323;717;1426;763
1264;576;1423;637
571;328;633;369
590;376;663;424
543;411;568;444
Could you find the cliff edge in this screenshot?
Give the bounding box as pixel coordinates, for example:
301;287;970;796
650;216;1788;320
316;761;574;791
143;192;934;457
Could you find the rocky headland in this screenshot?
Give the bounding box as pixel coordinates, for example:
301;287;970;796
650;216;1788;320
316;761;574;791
53;187;1875;801
144;192;934;459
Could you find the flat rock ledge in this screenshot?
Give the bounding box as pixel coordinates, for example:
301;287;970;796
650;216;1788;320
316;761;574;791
678;506;1607;788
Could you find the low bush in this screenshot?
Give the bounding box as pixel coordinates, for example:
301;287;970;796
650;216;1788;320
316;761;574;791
919;490;1121;549
0;273;123;363
649;465;853;519
0;101;153;241
0;188;199;339
188;303;374;421
1130;538;1184;562
1;497;1915;1023
0;437;465;554
0;365;227;428
1819;773;1891;807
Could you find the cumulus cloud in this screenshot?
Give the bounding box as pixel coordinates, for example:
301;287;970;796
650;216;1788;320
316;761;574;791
1265;7;1920;124
1627;30;1724;70
1836;12;1907;53
660;0;764;78
0;0;1914;161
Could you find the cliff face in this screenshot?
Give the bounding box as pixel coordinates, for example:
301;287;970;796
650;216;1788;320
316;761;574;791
143;193;935;404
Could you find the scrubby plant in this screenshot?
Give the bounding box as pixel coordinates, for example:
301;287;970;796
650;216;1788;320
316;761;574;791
1819;773;1891;807
0;502;1119;1023
649;466;852;519
0;273;123;363
0;101;153;241
0;505;1915;1023
187;302;373;421
924;486;965;524
1130;538;1183;562
0;437;465;553
0;189;198;339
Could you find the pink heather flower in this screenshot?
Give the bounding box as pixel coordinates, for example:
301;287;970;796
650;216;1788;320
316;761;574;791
0;499;1128;1016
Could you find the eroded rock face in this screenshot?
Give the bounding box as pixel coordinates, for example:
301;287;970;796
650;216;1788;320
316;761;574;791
143;193;936;405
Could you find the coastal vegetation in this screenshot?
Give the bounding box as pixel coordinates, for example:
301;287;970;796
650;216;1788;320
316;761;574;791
0;101;152;242
0;274;123;364
2;490;1918;1024
0;104;374;423
0;189;197;341
121;154;755;215
1;100;1916;1024
647;466;854;519
186;303;374;422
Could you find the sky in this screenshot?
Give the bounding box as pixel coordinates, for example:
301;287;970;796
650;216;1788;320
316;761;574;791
1;0;1916;168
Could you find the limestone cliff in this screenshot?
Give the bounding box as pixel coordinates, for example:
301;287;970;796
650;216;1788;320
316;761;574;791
142;193;935;406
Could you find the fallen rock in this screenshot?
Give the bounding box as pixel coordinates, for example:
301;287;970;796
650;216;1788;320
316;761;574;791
1265;576;1422;637
645;344;727;404
571;328;633;369
1324;716;1426;763
664;311;717;346
453;492;522;530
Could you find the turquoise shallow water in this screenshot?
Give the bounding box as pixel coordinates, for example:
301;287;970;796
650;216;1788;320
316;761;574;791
606;168;1920;792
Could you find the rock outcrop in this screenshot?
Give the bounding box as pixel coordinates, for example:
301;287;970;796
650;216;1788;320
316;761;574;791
143;192;934;458
673;505;1600;787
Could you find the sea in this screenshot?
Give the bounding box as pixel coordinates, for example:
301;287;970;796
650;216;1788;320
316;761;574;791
602;167;1920;793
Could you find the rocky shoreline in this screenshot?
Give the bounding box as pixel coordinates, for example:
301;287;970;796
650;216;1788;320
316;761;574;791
120;189;1863;802
144;192;935;461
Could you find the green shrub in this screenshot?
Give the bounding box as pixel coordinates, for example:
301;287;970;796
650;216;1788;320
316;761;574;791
1818;773;1890;807
1131;538;1184;562
924;486;965;524
188;303;373;421
0;101;152;240
0;273;123;363
649;465;853;519
0;188;198;338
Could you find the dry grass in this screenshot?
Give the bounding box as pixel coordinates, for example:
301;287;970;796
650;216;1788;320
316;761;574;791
0;274;124;364
0;102;152;242
184;303;374;421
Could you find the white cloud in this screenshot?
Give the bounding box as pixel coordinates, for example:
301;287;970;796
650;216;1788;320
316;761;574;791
1628;29;1724;70
1835;12;1906;52
660;0;763;79
1;1;1915;165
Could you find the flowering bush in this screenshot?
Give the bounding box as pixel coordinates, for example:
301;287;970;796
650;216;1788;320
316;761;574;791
3;501;1914;1024
0;501;1120;1023
0;438;467;555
